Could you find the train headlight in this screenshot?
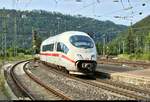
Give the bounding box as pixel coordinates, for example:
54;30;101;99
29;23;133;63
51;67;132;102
77;54;83;60
91;55;96;60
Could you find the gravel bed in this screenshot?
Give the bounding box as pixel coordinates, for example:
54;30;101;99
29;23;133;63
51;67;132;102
29;62;131;100
4;65;24;98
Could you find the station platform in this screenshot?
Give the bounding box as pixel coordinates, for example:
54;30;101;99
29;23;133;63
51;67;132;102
96;64;150;89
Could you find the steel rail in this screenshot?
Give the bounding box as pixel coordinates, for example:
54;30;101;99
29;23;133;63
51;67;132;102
98;59;150;67
10;60;35;100
96;78;150;98
23;62;71;100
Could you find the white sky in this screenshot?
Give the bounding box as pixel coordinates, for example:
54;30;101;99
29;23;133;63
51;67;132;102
0;0;150;25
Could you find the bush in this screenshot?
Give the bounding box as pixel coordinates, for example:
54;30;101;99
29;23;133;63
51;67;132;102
135;53;142;60
118;54;130;60
18;53;25;58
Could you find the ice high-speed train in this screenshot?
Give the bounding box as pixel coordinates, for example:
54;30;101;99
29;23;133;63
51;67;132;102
40;31;97;75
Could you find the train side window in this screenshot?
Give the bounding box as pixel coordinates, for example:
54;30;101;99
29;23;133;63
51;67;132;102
57;42;69;54
57;43;62;52
54;42;57;51
42;44;54;51
42;45;46;51
49;44;54;51
63;44;69;54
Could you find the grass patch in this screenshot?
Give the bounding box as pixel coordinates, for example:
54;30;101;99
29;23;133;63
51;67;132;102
7;53;33;61
0;61;3;91
0;74;5;91
118;53;150;61
0;74;11;99
0;53;33;62
0;61;10;99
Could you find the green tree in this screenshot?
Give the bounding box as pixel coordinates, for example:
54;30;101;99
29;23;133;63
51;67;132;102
126;27;135;54
145;32;150;53
96;42;103;55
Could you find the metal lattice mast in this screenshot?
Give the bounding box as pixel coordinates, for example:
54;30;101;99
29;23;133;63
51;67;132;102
1;8;7;63
14;15;17;56
32;27;37;55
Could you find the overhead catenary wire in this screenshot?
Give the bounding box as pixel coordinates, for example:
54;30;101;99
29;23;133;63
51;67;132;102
120;0;125;9
86;2;142;18
78;0;144;17
51;0;149;25
73;1;97;14
12;0;16;9
127;0;132;8
65;0;148;26
100;1;146;19
12;0;33;10
23;0;32;10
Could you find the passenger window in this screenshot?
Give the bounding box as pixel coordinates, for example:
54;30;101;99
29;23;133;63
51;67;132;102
49;44;54;51
42;44;54;51
57;42;69;54
42;46;46;51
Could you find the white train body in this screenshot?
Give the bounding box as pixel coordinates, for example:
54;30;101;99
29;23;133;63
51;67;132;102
40;31;97;75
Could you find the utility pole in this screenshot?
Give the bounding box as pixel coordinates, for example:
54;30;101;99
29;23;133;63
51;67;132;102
136;36;139;53
122;40;125;54
103;34;106;56
118;42;121;54
22;15;25;48
57;17;61;34
64;19;67;31
32;27;37;55
14;15;17;56
127;20;134;54
130;21;134;53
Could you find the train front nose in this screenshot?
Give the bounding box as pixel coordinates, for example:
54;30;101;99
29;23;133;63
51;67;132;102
75;60;97;73
82;63;93;71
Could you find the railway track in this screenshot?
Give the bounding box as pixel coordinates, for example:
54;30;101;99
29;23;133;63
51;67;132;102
23;63;71;100
89;80;150;100
10;61;35;100
9;60;71;100
95;78;150;98
40;61;150;100
98;59;150;68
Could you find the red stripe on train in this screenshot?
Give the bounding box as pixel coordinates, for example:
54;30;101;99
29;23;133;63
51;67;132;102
40;53;75;63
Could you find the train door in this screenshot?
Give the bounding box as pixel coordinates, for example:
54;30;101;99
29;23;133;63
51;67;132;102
42;45;48;62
